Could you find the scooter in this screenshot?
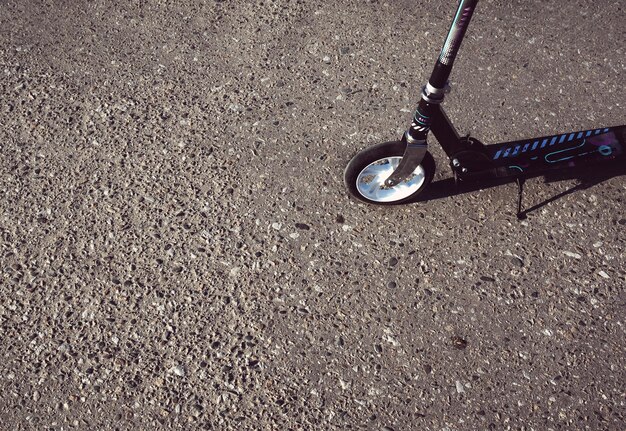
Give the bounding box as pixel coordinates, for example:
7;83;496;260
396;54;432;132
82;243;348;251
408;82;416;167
344;0;625;218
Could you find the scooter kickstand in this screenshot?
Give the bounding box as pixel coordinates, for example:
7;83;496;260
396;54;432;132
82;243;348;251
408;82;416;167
516;177;526;220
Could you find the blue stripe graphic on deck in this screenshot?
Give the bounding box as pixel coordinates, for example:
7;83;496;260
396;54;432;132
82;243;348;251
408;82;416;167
491;129;613;161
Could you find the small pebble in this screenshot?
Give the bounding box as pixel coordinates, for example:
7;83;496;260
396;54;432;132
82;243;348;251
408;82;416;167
562;251;582;259
451;336;468;350
170;365;185;377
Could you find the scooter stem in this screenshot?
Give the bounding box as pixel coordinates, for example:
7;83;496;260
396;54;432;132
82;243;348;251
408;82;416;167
430;0;479;88
385;0;479;187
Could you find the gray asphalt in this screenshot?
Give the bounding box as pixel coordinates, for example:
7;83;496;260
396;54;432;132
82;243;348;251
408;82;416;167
1;0;625;429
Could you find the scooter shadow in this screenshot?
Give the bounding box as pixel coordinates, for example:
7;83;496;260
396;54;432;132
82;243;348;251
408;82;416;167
411;160;626;217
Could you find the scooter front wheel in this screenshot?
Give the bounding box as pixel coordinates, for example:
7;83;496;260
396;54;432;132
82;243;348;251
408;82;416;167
344;141;435;205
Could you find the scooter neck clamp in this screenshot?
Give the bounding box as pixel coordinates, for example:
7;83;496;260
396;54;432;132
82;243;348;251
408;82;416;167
421;82;450;104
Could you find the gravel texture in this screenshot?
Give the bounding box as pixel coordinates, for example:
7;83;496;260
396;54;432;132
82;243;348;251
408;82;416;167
1;0;625;430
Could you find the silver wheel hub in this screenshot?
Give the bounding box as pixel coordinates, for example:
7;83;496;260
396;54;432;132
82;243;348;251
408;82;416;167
356;156;426;203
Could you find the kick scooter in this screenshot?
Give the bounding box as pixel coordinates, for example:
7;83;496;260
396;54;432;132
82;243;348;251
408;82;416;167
344;0;626;217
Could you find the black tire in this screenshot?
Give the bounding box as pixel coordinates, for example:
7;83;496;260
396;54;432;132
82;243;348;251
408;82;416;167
344;141;436;205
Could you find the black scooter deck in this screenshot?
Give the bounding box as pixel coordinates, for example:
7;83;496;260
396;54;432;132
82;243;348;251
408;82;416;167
485;125;626;176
